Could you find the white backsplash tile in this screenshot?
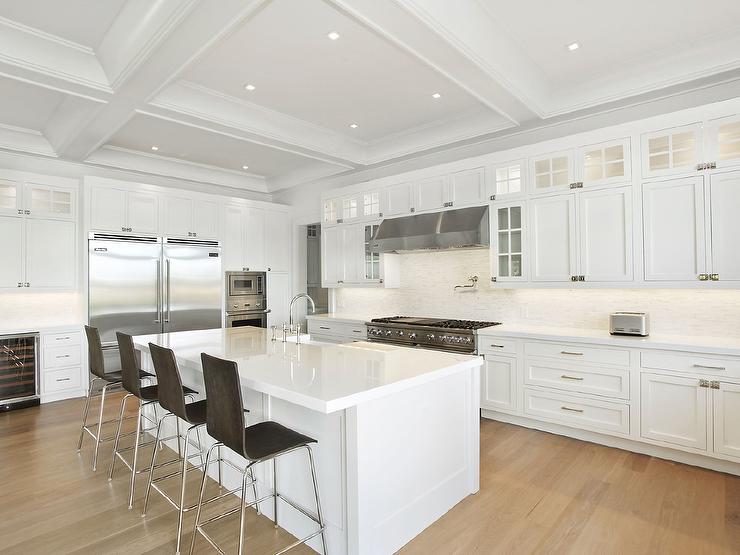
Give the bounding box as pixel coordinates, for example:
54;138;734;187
336;249;740;337
0;292;84;333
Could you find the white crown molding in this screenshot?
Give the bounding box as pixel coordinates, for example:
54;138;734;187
150;81;365;165
0;16;94;54
0;17;111;96
266;161;351;193
86;145;269;193
0;124;56;157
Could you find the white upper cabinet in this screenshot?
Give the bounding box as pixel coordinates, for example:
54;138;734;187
322;198;339;225
244;206;266;271
529;194;577;281
265;209;291;272
193;200;219;239
163;196;193;237
489;160;525;200
384;182;415;216
23;182;76;220
322;225;342;286
266;271;290;329
706;114;740;170
707;170;740;282
163;196;218;239
492;202;526;282
90;186;127;232
362;222;382;282
577;138;631;187
126;191;159;235
340;195;359;223
361;191;382;219
25;219;76;288
529;150;574;194
642;177;706;282
222;204;246;272
641;123;703;179
414;175;449;212
0;216;23;287
0;179;22;216
578;186;633;282
448;167;486;208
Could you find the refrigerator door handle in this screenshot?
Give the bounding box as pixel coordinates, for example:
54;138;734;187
165;259;171;323
155;259;162;324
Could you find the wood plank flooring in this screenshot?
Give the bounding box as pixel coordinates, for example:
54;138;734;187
2;395;740;554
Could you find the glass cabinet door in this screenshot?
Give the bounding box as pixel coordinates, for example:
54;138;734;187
578;138;631;186
529;151;573;194
493;203;525;282
0;179;21;216
641;123;702;178
24;183;75;220
364;223;381;281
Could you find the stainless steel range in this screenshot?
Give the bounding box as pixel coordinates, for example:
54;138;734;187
366;316;501;354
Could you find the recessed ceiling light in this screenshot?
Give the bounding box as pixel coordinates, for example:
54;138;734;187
327;31;340;41
244;84;256;91
151;145;159;151
242;165;249;170
567;42;580;51
349;123;358;129
432;92;442;99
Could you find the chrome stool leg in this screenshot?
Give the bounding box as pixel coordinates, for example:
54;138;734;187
108;393;133;480
307;445;328;555
127;399;144;509
76;376;101;451
92;381;114;471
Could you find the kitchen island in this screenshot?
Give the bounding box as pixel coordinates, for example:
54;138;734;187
132;327;483;555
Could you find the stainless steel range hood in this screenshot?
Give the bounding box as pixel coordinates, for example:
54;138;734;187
370;205;489;253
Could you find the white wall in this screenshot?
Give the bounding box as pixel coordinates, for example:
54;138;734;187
335;249;740;337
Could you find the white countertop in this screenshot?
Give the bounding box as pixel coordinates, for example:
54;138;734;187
132;327;482;414
305;313;376;324
477;323;740;357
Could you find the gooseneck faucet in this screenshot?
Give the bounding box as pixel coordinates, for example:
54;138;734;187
289;293;316;327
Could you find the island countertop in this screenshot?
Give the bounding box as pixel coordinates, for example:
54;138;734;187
132;327;483;414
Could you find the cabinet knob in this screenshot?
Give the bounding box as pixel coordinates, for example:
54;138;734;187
698;273;709;281
267;267;271;271
121;226;126;232
710;273;720;281
17;209;23;215
17;282;22;287
24;282;30;287
25;209;30;215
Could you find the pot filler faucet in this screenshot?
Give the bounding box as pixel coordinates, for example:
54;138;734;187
289;293;316;327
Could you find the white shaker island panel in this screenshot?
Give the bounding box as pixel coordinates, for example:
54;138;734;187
133;327;483;554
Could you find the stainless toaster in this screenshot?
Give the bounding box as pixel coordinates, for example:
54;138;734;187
609;312;649;336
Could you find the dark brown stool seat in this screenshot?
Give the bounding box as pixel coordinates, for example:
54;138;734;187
242;421;316;461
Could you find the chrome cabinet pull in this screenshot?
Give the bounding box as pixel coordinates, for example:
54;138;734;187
698;273;709;281
693;364;726;371
55;337;70;341
490;344;505;348
56;377;71;382
560;351;584;356
560;406;584;413
319;326;330;330
560;374;584;381
710;380;720;390
56;354;70;358
709;273;720;281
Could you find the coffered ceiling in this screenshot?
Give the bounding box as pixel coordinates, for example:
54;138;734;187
0;0;739;196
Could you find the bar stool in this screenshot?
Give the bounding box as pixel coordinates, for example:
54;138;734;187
108;332;198;508
190;353;327;555
77;325;153;471
142;342;236;555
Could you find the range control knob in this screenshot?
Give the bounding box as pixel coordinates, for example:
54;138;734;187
397;330;404;336
465;337;472;344
385;330;392;337
440;336;449;342
233;304;238;309
426;333;435;341
409;332;417;340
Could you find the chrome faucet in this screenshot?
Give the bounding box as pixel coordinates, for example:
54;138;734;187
289;293;316;328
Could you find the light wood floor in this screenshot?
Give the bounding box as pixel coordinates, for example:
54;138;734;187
2;395;740;555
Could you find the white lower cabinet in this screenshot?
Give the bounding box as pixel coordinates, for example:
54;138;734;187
41;328;84;402
307;318;367;343
640;373;708;451
481;355;519;414
713;382;740;460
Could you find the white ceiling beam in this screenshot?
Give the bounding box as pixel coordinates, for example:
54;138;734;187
329;0;542;125
58;0;272;161
150;81;364;166
0;123;56;158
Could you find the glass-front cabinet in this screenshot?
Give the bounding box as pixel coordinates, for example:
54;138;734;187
491;202;526;282
322;198;339;225
0;178;21;216
23;182;75;220
641;123;703;179
489;160;525;200
577;138;631;187
529;150;574;194
363;223;381;282
362;191;382;219
707;114;740;170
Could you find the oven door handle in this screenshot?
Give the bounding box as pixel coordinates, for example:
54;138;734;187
227;309;271;315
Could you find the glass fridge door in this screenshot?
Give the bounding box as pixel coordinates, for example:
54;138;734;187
0;334;37;401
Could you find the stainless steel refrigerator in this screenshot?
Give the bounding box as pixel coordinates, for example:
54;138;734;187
88;233;222;368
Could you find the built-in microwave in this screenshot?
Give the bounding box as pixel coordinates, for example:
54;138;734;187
226;271;264;297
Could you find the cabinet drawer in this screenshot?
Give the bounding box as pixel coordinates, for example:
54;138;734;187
479;338;517;356
308;320;345;337
524;387;630;435
341;323;367;339
43;345;81;369
640;351;740;379
524;360;630;399
42;331;81;348
524;341;630;366
44;367;81;393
